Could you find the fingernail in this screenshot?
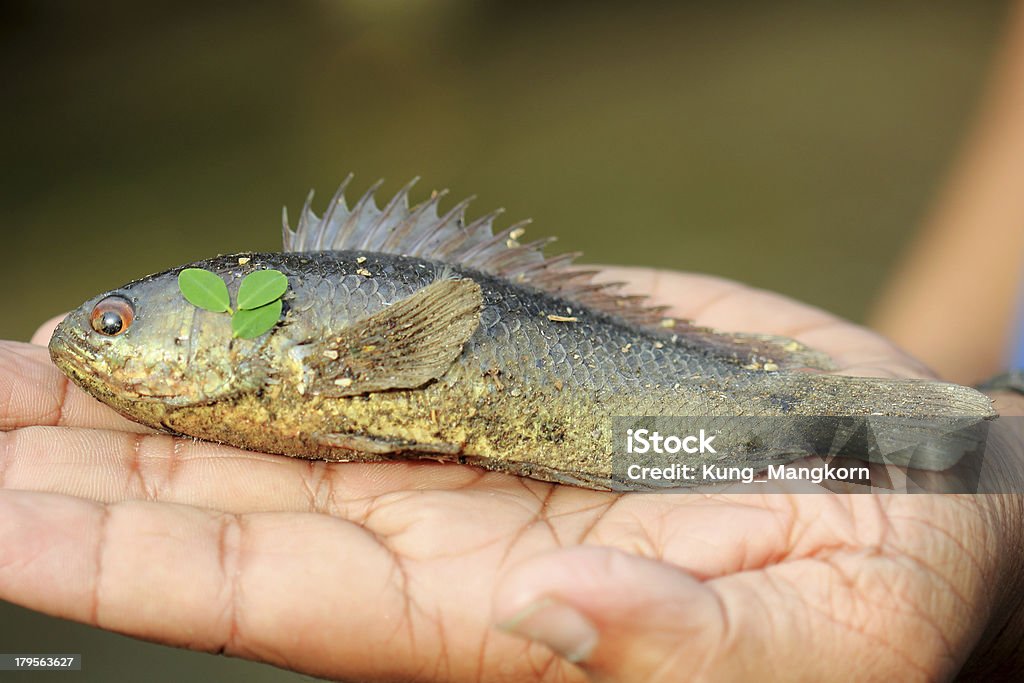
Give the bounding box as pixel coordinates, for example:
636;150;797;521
496;597;599;663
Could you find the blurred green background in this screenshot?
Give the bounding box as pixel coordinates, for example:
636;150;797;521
0;0;1010;680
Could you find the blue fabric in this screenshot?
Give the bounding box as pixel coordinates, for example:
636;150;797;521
1014;319;1024;369
1015;291;1024;369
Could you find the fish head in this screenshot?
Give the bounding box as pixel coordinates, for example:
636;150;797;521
49;265;260;427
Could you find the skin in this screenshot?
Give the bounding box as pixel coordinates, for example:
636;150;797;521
2;267;1023;681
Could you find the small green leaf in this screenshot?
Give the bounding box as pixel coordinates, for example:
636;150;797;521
231;299;283;339
237;269;289;310
178;268;231;313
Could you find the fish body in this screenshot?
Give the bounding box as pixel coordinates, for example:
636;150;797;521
49;178;995;490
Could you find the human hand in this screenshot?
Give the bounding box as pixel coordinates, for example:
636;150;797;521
1;267;1022;681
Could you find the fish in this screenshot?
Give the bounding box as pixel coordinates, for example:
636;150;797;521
48;175;996;490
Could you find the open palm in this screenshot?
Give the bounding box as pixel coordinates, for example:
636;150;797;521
0;268;1018;682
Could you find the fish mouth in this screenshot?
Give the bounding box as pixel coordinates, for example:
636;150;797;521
50;331;97;364
50;323;96;379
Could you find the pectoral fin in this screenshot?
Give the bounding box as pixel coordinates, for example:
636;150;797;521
303;278;483;397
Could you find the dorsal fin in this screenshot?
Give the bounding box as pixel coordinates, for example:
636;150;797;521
282;175;837;371
282;175;671;327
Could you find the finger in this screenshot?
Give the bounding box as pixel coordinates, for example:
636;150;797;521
31;313;67;346
0;425;523;512
493;546;736;681
5;424;776;578
0;490;445;681
1;426;826;582
0;427;860;582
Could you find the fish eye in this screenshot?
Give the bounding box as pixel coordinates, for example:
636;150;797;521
89;296;135;337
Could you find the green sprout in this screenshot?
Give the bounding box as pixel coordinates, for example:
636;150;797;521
178;267;288;339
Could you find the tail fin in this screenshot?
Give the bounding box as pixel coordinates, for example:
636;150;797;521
782;373;995;418
773;374;995;470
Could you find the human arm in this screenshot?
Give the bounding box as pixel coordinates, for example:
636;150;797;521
871;1;1024;384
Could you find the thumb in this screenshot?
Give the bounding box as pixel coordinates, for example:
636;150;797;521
492;546;738;682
